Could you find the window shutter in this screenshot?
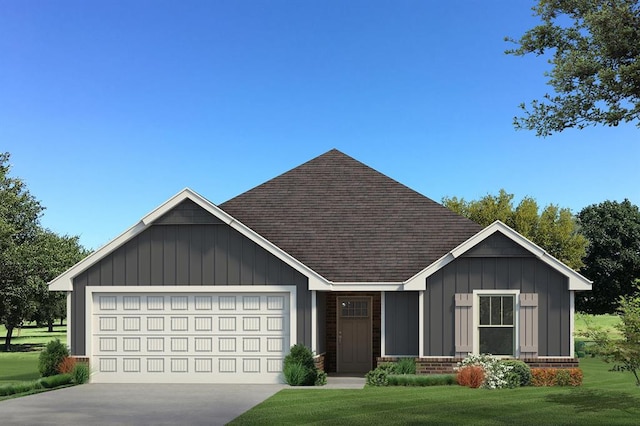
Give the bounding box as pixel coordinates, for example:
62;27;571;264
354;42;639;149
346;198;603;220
519;293;538;358
454;294;473;357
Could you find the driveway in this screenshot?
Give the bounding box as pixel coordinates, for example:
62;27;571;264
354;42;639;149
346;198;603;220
0;383;285;425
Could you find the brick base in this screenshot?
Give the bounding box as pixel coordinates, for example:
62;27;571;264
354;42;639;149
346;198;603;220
314;353;326;372
377;357;579;374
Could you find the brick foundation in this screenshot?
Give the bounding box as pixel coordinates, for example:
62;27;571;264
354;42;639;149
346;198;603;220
314;353;326;372
377;357;580;374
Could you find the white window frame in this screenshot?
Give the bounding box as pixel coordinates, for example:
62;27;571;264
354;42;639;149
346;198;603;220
472;289;520;358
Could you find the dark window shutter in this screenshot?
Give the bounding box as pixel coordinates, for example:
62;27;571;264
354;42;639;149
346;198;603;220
454;294;473;357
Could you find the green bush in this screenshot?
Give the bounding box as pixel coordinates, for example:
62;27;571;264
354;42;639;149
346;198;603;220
315;370;327;386
0;374;73;398
365;363;396;386
72;362;90;384
283;344;317;386
555;369;571;386
39;339;69;377
395;357;417;375
387;374;456;386
283;362;313;386
38;374;73;389
501;360;532;387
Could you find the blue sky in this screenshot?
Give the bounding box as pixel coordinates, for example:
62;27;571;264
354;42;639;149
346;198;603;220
2;0;638;251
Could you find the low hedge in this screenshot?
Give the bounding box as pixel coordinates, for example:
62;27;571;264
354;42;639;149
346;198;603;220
387;374;457;387
0;374;74;397
531;368;583;387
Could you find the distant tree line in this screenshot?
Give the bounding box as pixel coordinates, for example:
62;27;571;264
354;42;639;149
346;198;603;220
1;152;88;351
443;190;640;315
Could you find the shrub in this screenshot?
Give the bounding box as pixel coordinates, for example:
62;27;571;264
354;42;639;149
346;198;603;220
365;363;396;386
72;362;91;384
555;369;571;386
387;374;456;387
531;368;583;387
39;339;69;377
531;368;556;386
575;340;586;358
58;356;77;374
456;366;485;388
395;357;417;375
501;360;532;387
315;370;327;386
283;362;313;386
282;344;317;386
38;374;73;389
456;354;513;389
568;368;584;386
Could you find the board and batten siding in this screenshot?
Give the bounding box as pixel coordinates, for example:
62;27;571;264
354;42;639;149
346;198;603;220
70;200;312;355
424;233;571;357
384;292;419;356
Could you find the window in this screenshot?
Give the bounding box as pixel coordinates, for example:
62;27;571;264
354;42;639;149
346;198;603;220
478;295;514;356
340;300;369;318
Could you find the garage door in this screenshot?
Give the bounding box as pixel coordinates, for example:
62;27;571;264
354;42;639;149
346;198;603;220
90;291;291;383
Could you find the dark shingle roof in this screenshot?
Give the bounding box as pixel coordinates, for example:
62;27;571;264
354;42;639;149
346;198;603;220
219;149;482;282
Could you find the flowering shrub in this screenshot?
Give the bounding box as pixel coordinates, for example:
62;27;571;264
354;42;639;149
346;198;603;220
456;354;513;389
456;365;485;388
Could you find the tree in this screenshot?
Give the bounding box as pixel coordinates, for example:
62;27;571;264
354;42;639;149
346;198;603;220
506;0;640;136
442;189;587;270
577;199;640;314
583;288;640;386
29;230;88;332
0;152;44;350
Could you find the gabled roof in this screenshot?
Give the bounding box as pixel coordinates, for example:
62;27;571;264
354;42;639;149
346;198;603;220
49;188;328;291
220;149;483;283
405;221;593;291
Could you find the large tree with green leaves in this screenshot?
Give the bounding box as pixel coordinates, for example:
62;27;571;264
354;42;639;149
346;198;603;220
442;189;587;270
506;0;640;136
29;230;88;332
0;152;43;350
577;199;640;314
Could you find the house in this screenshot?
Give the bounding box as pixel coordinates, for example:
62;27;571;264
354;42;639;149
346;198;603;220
49;149;592;383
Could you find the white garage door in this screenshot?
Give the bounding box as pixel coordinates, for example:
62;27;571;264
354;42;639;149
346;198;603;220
90;291;291;383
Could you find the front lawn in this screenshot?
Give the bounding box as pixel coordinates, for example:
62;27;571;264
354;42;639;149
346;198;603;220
230;357;640;425
0;325;66;384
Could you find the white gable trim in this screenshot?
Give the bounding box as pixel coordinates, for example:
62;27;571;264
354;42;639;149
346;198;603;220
49;188;330;291
404;221;592;291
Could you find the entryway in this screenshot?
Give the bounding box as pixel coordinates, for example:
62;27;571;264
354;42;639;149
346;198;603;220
337;296;372;373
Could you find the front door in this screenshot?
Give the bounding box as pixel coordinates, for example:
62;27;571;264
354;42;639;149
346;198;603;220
337;297;372;373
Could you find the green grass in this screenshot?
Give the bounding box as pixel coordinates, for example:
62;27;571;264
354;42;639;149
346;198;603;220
574;313;621;339
230;358;640;425
0;324;66;384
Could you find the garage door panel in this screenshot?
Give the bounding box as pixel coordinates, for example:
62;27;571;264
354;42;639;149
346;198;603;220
91;291;290;384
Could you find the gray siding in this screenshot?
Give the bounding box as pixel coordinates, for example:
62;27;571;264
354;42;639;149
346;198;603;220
423;256;570;357
385;292;419;356
71;205;312;355
462;232;535;258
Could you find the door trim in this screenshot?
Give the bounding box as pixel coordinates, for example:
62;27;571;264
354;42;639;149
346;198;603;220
336;296;372;373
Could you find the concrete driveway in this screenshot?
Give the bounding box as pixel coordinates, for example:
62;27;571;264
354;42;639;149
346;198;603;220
0;383;285;425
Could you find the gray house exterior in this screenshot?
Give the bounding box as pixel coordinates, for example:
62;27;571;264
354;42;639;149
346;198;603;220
49;150;591;383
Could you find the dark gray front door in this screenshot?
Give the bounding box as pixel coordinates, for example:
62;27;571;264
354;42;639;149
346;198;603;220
337;297;372;373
